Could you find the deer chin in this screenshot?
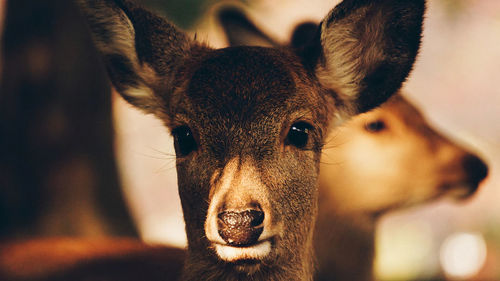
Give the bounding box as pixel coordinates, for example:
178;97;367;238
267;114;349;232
213;239;272;262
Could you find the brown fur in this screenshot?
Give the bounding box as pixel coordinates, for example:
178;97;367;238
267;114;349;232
77;0;425;280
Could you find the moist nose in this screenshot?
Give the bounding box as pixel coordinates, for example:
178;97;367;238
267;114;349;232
217;209;264;246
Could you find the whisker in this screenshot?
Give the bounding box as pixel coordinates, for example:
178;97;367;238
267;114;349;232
154;160;177;174
147;146;177;159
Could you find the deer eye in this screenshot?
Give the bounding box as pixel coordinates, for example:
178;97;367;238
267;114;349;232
365;120;386;133
172;126;197;156
286;121;313;149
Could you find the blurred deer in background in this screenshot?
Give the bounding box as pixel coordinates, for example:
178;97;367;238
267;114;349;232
77;0;425;280
316;95;488;281
217;6;488;281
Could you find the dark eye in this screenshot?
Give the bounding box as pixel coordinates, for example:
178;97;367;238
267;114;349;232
172;126;197;156
365;120;386;133
286;121;313;149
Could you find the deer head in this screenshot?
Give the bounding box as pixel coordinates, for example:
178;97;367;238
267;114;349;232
78;0;425;279
319;94;488;216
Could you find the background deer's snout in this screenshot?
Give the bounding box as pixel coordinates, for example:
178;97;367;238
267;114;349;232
217;209;264;246
462;154;489;191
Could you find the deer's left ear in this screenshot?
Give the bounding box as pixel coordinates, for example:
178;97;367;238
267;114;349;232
303;0;425;116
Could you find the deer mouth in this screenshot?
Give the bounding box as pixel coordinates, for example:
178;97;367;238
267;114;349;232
441;181;480;200
212;239;273;262
442;154;489;200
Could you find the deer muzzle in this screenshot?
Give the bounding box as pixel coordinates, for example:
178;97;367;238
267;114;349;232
204;158;276;262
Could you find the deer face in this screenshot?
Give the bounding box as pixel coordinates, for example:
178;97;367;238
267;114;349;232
78;0;425;279
170;47;330;269
319;95;489;216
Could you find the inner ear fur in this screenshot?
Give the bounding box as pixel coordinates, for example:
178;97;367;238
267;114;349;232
78;0;201;114
305;0;425;116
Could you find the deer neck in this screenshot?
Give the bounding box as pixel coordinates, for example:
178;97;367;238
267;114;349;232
314;209;376;281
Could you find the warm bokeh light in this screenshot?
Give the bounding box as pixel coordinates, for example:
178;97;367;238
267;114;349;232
375;220;436;280
140;216;187;247
440;232;487;279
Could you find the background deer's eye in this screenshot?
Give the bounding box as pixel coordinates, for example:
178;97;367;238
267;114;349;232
286;121;313;149
365;120;386;133
172;126;197;156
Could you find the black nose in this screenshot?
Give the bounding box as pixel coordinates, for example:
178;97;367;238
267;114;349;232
463;154;488;191
217;210;264;246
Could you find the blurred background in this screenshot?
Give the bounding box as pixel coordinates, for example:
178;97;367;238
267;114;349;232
112;0;500;280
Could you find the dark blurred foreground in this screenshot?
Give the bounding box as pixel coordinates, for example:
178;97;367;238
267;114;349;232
0;0;135;239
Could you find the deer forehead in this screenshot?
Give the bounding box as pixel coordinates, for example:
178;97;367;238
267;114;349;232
176;46;326;125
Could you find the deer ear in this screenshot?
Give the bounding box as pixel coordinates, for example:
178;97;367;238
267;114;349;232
290;21;319;50
217;5;277;47
303;0;425;116
78;0;196;114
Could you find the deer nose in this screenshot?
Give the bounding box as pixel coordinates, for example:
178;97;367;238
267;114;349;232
463;154;488;191
217;209;264;246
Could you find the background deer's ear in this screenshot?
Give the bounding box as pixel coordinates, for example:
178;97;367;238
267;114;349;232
78;0;197;114
217;5;277;47
302;0;425;116
290;21;319;50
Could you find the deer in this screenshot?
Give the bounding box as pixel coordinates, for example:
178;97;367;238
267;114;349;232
215;6;489;281
315;94;488;281
76;0;425;280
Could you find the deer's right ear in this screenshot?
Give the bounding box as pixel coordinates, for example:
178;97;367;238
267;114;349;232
77;0;196;114
303;0;425;117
